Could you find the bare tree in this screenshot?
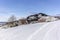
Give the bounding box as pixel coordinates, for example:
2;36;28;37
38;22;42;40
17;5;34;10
7;15;17;27
8;15;16;22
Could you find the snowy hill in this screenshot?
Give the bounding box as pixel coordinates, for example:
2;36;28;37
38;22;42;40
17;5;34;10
28;20;60;40
0;23;45;40
0;20;60;40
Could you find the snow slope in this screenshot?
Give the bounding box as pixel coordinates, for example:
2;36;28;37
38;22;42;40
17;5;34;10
0;20;60;40
28;20;60;40
0;23;45;40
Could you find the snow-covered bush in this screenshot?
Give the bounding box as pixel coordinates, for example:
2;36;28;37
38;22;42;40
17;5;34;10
38;17;46;22
46;16;59;22
18;18;28;25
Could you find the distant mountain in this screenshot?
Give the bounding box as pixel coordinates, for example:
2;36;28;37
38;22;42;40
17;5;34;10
0;22;7;25
54;16;60;19
53;14;60;19
55;14;60;16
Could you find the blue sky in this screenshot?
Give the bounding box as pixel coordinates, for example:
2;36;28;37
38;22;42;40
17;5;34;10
0;0;60;21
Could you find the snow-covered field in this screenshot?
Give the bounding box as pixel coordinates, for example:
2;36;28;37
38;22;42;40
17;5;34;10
0;21;60;40
28;20;60;40
0;22;45;40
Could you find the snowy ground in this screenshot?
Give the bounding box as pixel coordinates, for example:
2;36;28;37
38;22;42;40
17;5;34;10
0;21;60;40
28;20;60;40
0;22;45;40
